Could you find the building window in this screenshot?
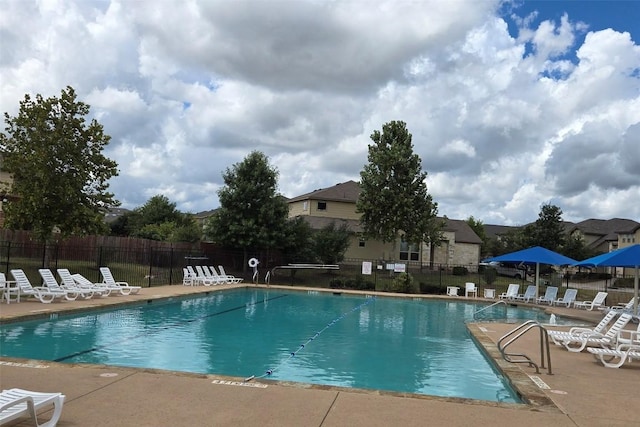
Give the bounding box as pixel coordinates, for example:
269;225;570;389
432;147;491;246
359;238;365;247
317;201;327;211
303;201;308;211
399;239;419;261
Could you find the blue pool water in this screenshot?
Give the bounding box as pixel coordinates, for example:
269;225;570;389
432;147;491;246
0;289;560;403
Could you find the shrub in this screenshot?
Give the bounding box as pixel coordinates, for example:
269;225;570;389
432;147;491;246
452;266;468;276
483;267;497;285
390;272;418;294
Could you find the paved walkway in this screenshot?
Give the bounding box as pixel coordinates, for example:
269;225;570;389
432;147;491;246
1;285;638;426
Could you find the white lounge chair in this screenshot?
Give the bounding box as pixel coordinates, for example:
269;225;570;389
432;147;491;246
553;288;578;307
99;267;141;295
587;330;640;368
71;273;120;296
548;310;618;346
574;291;608;310
182;268;196;286
602;297;637;315
194;266;220;286
10;269;66;303
202;266;228;285
536;286;558;305
562;313;633;352
57;269;109;297
464;282;478;298
217;265;243;283
0;388;65;427
513;285;537;303
38;269;90;300
499;284;520;300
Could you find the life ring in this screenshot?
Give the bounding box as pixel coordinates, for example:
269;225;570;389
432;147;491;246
248;258;259;268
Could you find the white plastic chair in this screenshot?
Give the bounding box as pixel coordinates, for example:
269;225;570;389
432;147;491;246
464;282;477;298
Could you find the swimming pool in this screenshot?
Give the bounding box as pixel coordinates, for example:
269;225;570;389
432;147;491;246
0;289;560;403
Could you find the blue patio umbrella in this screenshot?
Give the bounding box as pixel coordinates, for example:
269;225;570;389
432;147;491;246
485;246;578;299
574;244;640;315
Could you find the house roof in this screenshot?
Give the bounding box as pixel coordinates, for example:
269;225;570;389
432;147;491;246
567;218;640;248
287;180;361;203
483;224;518;239
443;218;483;244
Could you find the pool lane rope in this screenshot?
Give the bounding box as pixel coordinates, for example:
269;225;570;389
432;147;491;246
245;296;376;382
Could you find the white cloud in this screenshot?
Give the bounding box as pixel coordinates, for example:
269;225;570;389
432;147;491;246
1;0;638;226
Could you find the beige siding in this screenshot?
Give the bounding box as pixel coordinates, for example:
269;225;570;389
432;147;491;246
344;237;395;261
288;200;310;217
308;200;360;219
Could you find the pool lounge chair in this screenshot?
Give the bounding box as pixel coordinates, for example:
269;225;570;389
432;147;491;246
553;288;578;307
39;269;91;300
57;269;109;297
562;312;633;352
587;329;640;368
196;266;223;286
71;273;122;296
499;284;520;300
99;267;141;295
536;286;558;305
217;265;243;283
601;297;637;315
188;266;217;286
10;269;66;304
0;388;65;427
547;310;618;346
573;291;608;310
513;285;537;303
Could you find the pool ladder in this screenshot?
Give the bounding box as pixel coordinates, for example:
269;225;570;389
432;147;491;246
497;320;552;375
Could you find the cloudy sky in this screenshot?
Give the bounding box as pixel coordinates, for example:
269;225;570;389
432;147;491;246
1;0;639;226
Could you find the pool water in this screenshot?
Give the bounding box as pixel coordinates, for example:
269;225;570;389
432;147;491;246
0;289;559;403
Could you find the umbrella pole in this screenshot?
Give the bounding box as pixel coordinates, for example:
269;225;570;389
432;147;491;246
634;266;638;315
535;263;540;300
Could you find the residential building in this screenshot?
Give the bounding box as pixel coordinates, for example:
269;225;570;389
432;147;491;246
287;180;482;268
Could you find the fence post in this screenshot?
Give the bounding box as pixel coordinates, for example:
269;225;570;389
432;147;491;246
148;247;153;288
169;247;174;286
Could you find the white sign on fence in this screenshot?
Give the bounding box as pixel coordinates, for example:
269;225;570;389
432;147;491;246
361;261;372;275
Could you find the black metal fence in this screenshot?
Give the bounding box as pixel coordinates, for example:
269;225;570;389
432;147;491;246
1;238;634;306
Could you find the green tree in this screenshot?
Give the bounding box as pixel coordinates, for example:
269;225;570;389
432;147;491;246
204;151;289;265
313;221;351;265
115;195;200;242
280;217;316;264
356;120;441;258
0;86;119;244
525;203;566;251
466;216;488;256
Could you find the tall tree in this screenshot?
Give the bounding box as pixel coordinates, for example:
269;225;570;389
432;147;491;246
356;120;440;258
0;86;119;243
112;195;201;242
313;221;351;265
204;151;288;264
526;203;566;251
466;216;488;256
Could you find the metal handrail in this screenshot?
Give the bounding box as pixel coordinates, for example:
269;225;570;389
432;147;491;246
497;320;552;375
473;300;507;319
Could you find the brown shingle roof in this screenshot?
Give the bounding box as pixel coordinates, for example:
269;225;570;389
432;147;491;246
287;181;361;203
443;218;482;244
